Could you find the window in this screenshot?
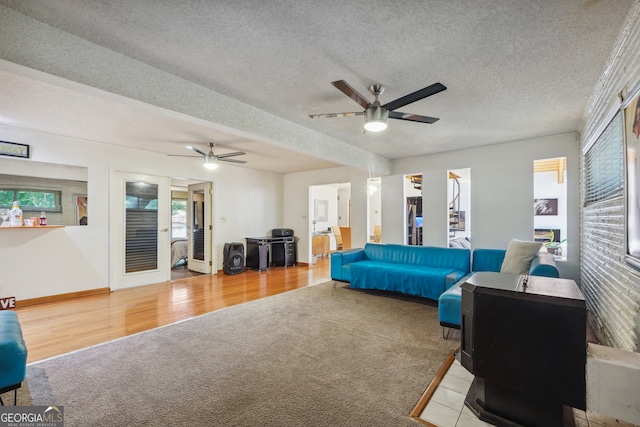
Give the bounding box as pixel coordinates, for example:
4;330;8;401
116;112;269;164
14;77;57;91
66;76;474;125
0;188;62;212
171;199;187;238
125;182;158;273
0;172;88;225
584;111;624;205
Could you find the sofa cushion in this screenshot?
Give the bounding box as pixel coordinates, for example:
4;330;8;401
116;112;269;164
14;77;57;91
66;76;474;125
500;239;542;274
438;281;465;327
363;243;470;272
472;249;506;272
350;260;467;300
529;251;560;278
330;248;364;282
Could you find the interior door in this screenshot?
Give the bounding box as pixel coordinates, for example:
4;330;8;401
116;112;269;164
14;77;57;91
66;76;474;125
187;181;212;274
111;172;171;289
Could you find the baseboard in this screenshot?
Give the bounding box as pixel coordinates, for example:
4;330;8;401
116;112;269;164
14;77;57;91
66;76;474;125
16;288;111;308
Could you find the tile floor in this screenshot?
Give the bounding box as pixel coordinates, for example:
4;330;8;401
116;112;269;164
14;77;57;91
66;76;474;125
418;357;640;427
419;358;495;427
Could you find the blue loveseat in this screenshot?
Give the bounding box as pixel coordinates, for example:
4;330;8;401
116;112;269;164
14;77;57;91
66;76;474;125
330;243;471;300
438;248;559;329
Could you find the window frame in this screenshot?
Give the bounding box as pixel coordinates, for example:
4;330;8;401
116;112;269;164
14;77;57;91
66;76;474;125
0;187;63;213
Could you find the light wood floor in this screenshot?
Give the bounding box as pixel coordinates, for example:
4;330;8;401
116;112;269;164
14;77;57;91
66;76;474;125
15;258;331;364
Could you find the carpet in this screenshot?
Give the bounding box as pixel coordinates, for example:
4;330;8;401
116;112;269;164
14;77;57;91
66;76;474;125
13;281;459;426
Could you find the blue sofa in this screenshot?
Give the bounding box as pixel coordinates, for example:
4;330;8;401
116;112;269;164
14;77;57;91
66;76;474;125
0;311;28;405
331;243;471;300
438;248;559;330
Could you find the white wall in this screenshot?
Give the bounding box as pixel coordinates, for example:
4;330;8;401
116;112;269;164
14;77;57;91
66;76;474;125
0;125;282;301
337;186;351;227
381;174;405;245
384;133;580;282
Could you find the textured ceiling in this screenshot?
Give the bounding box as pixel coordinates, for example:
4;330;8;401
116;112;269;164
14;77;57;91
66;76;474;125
0;0;635;173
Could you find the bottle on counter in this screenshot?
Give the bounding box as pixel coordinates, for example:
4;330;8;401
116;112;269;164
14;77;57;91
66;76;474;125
10;201;23;227
40;211;47;226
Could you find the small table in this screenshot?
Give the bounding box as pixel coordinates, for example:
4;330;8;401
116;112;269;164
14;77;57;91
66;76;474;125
312;234;330;257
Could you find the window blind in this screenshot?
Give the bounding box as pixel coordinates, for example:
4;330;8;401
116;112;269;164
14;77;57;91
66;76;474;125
584;111;624;205
124;182;159;273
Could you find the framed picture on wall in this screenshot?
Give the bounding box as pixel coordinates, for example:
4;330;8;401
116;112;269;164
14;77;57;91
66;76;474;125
314;199;328;222
624;85;640;268
534;198;558;216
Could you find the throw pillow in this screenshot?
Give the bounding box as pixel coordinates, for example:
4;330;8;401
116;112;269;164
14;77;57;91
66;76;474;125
500;239;543;274
449;238;463;248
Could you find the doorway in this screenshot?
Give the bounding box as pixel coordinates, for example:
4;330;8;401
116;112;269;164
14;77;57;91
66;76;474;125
309;183;350;262
367;177;382;243
187;181;213;274
534;157;567;261
448;168;471;248
405;174;422;246
170;179;213;280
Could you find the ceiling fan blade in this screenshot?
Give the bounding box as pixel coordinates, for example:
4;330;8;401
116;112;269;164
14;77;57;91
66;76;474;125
309;112;364;119
167;154;202;158
219;158;247;164
331;80;372;109
382;82;446;112
186;145;207;156
215;151;246;158
388;111;439;124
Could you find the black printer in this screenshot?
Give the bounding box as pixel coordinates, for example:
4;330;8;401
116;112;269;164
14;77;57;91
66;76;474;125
272;228;294;237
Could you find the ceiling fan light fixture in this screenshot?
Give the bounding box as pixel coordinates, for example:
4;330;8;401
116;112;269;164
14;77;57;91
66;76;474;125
364;107;388;132
203;154;219;170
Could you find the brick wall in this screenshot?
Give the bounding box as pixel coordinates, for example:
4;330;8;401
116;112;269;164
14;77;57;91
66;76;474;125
581;3;640;351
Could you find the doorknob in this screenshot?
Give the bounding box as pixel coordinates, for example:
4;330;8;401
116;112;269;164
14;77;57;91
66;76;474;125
160;228;169;232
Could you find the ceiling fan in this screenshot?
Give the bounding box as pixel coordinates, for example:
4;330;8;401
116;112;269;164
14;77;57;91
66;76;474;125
309;80;446;132
168;142;247;170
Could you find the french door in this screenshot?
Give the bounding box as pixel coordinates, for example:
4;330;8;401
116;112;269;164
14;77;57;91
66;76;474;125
187;181;213;274
111;171;171;289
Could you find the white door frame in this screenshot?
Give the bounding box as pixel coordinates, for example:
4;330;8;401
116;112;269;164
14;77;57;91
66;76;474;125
187;181;213;274
110;170;171;290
